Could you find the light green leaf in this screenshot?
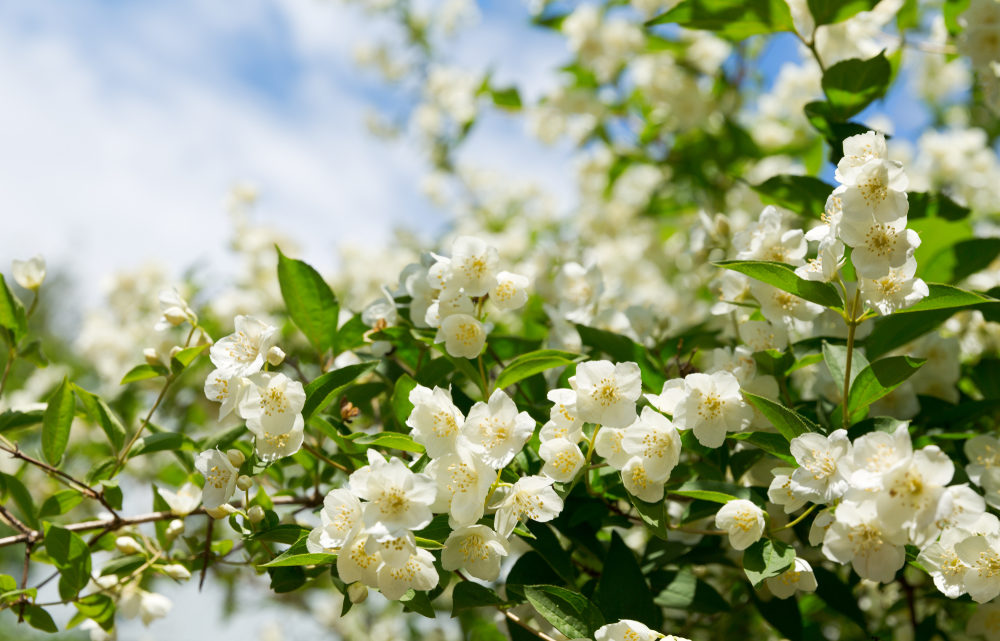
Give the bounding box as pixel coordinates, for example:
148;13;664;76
39;490;84;518
259;539;336;567
303;361;379;420
23;605;57;633
276;247;340;353
131;432;193;457
74;385;127;452
743;538;796;587
822;341;869;391
0;409;43;433
654;568;729;613
751;175;834;219
353;432;425;453
170;344;207;373
847;356;925;421
922;238;1000;285
807;0;879;25
523;585;605;639
496;349;578;390
120;364;169;385
715;260;842;309
391;373;418;430
0;274;27;343
42;377;75;464
821;52;892;119
0;472;39;530
743;392;819;441
670;479;749;504
647;0;796;40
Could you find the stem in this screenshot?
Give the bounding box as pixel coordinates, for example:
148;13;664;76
565;424;601;497
769;504;816;534
199;517;214;591
302;442;350;473
842;288;861;426
478;353;490;399
0;438;105;503
0;347;14;398
111;374;175;475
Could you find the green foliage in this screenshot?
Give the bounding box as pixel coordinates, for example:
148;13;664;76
821;52;892;120
742;538;795;587
743;392;818;441
302;361;379;420
495;349;578;390
44;526;93;601
41;377;74;465
846;356;925;422
751;175;834;219
807;0;880;25
648;0;796;40
523;585;605;638
276;248;340;353
715;260;842;309
0;274;27;344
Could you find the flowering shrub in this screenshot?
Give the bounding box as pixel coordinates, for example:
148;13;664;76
4;1;1000;640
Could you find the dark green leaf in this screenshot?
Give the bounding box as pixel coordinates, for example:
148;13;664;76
120;364;169;385
523;585;605;638
654;568;729;613
727;431;795;464
752;590;802;640
400;588;436;618
743;392;819;441
74;593;115;630
807;0;879;25
524;521;576;586
593;532;662;629
847;356;924;421
391;374;418;430
99;555;146;577
752;175;833;218
452;582;506;614
74;385;127;452
303;361;379;420
496;350;578;390
628;494;669;540
894;283;993;313
647;0;796;39
276;248;340;352
42;377;74;464
575;325;664;390
45;525;92;600
921;238;1000;284
0;472;39;530
670;479;749;503
39;490;84;518
907;191;971;221
0;409;43;433
23;605;58;633
743;538;796;587
812;566;866;631
268;566;306;592
131;432;192;457
715;260;842;309
821;52;891;119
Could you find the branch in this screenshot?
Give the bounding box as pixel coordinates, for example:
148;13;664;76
0;494;321;548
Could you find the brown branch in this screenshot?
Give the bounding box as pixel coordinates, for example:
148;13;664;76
0;442;101;500
0;494;320;548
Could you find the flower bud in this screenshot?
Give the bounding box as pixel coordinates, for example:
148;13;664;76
115;536;143;555
266;346;286;366
226;449;246;468
205;504;236;519
144;348;162;367
347;581;369;604
247;505;266;523
236;475;253;491
11;256;46;291
165;519;185;539
163;307;189;327
169;345;182;359
161;564;191;580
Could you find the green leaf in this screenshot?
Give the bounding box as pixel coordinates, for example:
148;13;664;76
743;538;796;587
353;432;425;453
743;392;819;441
0;409;43;433
23;604;58;633
452;581;506;614
647;0;796;39
74;385;127;452
303;361;379;420
654;568;729;613
170;344;207;373
45;525;92;600
807;0;879;25
575;325;665;390
921;238;1000;284
727;431;795;464
895;283;993;313
523;585;605;639
490;86;522;110
267;566;305;593
715;260;842;309
131;432;193;457
400;588;436;618
0;574;15;592
0;472;39;530
751;175;834;218
593;532;662;629
0;274;27;343
812;567;866;631
276;248;340;352
751;589;802;641
670;479;749;503
391;373;418;430
821;52;891;119
628;494;669;540
42;377;75;465
524;521;576;586
803;101;871;162
18;340;47;367
907;191;971;221
847;356;924;421
120;363;169;384
74;593;116;630
39;490;84;518
99;554;146;577
496;349;578;390
822;341;869;391
259;539;336;568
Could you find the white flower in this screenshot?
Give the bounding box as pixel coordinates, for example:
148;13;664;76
839;158;909;224
621;456;666;502
843;424;913;491
494;475;564;537
448;236;499;297
715;499;766;550
377;547;439;600
307;489;363;552
159;482;201;516
594;620;666;641
154;288;197;330
209;315;279;378
462;389;535;468
621;406;681;481
542;388;584;442
918;527;971;598
424;288;474;328
788;429;851;503
822;500;906;583
956;535;1000;602
876;446;954;545
836;131;889;184
594;426;631;469
239;372;306;461
441;524;509;581
425;444;494;527
795;235;844;283
570;360;641;428
965;434;1000;485
859;257;928;315
738;320;788;352
967;601;1000;641
767;468;808;514
349;450;436;540
539;437;585;482
491;271;530;310
406;385;466;458
161;564;191;581
194;449;239;510
766;557;817;599
749;281;823;323
337;533;381;588
120;586;172;626
203;369;251;423
436;313;486;359
838;214;920;279
11;255;45;291
650;372;753;448
80;619;114;641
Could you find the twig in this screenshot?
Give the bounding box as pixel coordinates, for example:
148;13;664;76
503;610;561;641
301;442;350;473
199;517;214;591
